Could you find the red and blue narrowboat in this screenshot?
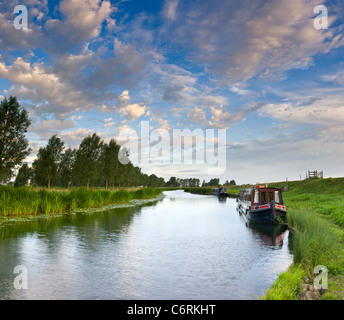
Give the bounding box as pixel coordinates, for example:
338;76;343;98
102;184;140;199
236;186;287;224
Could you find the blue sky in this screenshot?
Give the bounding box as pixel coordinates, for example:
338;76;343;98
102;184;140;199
1;0;344;184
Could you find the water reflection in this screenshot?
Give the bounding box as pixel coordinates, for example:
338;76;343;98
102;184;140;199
237;207;289;248
245;222;287;248
217;196;227;203
0;191;293;300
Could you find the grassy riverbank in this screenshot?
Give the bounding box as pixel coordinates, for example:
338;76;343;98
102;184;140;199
262;178;344;300
0;186;163;216
184;186;241;197
183;178;344;299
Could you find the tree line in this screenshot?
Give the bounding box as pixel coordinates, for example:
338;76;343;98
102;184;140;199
16;133;166;189
1;96;235;189
165;177;236;188
0;96;165;189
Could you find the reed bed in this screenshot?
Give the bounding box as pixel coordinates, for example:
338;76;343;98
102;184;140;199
0;186;162;216
287;208;344;275
184;187;213;195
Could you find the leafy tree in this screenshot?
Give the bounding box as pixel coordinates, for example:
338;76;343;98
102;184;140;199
116;147;129;188
101;139;120;189
179;178;200;187
0;96;31;183
32;135;64;189
14;163;33;187
72;153;85;187
165;176;180;187
202;178;221;186
74;133;103;189
59;148;76;189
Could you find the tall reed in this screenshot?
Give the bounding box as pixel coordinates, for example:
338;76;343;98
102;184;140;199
0;186;162;217
287;208;343;275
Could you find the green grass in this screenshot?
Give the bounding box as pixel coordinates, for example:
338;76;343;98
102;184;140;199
261;177;344;300
184;185;242;196
261;264;306;300
287;208;344;275
184;187;213;195
0;186;162;216
183;179;344;299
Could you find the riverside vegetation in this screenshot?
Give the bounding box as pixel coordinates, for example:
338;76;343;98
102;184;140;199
2;97;344;298
0;186;162;217
262;177;344;300
186;178;344;299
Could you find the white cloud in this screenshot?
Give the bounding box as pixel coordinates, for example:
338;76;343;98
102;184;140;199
208;105;244;128
187;106;207;124
44;0;113;49
260;95;344;125
162;0;179;21
0;57;94;118
168;0;344;84
0;0;114;53
117;90;147;120
59;128;94;148
101;90;147;121
104;122;116;128
321;70;344;85
34;119;75;130
230;83;254;96
156;118;171;132
227;121;344;184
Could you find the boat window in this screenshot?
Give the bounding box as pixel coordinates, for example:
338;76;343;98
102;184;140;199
254;190;259;204
269;192;274;202
245;192;252;202
260;191;266;204
275;191;280;204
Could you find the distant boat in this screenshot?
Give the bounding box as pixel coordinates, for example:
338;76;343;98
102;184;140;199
236;186;287;224
211;186;228;198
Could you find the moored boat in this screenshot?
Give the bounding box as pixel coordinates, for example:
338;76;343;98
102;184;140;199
211;186;228;197
236;186;287;224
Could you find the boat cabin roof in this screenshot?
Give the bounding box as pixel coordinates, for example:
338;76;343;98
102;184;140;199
238;187;284;204
240;187;282;192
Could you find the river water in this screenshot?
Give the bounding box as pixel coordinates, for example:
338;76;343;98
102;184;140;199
0;190;293;300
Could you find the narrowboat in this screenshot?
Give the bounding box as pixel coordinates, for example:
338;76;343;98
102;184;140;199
236;186;287;224
211;186;228;197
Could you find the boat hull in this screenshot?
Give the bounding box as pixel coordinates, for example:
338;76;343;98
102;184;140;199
237;201;286;224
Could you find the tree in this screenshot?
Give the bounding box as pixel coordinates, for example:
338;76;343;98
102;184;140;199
101;139;120;189
0;96;31;183
74;133;103;189
14;163;33;187
202;178;220;186
32;135;64;189
165;176;180;187
115;147;129;188
59;148;76;189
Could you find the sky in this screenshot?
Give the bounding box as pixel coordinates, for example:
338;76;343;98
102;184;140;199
1;0;344;184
